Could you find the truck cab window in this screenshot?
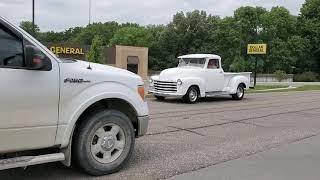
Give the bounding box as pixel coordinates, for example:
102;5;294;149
0;26;24;68
208;59;219;69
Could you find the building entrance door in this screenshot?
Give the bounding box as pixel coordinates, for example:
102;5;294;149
127;56;139;74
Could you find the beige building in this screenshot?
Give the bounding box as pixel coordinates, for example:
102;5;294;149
104;45;149;79
46;44;149;79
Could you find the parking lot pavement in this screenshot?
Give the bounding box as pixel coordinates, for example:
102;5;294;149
1;91;320;180
170;133;320;180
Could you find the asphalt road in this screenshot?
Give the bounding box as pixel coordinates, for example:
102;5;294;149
171;133;320;180
1;91;320;180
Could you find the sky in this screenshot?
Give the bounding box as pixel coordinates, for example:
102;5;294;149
1;0;306;32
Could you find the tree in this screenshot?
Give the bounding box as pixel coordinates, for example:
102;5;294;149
287;35;311;73
262;6;297;41
234;6;267;43
25;5;319;73
87;35;104;63
297;0;320;72
212;17;239;71
38;27;83;43
109;27;153;47
19;21;40;36
229;56;247;72
73;22;120;45
156;10;220;69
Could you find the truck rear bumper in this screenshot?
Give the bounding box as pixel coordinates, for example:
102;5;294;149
137;115;149;137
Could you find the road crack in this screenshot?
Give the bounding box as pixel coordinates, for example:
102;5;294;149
146;107;320;136
168;126;205;137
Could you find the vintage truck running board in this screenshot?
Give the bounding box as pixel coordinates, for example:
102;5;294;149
205;91;230;97
0;153;65;170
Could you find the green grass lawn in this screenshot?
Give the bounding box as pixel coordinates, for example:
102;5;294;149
247;85;320;93
250;85;289;90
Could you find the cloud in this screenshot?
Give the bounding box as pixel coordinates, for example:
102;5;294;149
1;0;305;32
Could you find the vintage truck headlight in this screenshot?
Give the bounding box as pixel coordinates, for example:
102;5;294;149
149;79;153;83
177;79;183;85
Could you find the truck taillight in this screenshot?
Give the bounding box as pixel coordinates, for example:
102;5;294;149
138;85;145;101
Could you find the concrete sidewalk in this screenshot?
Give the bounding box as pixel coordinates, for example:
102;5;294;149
257;82;320;86
170;134;320;180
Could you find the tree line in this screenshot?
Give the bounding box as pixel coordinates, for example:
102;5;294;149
20;0;319;80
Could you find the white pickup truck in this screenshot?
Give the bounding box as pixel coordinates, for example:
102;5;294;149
0;17;149;175
149;54;251;103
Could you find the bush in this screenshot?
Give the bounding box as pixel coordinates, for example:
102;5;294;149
274;70;288;82
294;72;319;82
87;35;104;63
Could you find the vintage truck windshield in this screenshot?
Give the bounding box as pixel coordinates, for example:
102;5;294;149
178;58;206;68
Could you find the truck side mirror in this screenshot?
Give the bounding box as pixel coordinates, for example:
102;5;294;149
25;45;52;71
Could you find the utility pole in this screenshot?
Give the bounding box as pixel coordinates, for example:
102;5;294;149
32;0;35;35
254;56;258;87
238;20;242;57
89;0;92;25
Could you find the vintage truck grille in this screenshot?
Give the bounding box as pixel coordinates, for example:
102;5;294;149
154;80;177;92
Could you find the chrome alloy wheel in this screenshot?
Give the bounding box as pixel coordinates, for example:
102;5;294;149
237;86;244;98
90;123;125;164
188;88;198;102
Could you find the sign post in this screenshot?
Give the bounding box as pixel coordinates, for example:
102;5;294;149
247;44;267;87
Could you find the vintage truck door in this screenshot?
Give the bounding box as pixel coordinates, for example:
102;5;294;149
205;59;224;92
0;20;59;152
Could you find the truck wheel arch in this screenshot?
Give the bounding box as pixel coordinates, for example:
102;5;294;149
61;98;138;167
75;98;138;134
188;85;200;95
239;82;246;88
182;78;205;97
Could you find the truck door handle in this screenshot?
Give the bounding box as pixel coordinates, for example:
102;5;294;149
219;71;223;74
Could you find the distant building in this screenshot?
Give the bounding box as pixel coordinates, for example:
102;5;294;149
45;44;148;79
104;45;148;79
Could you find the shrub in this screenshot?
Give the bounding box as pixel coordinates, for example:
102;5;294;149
274;70;288;82
87;35;104;63
294;72;319;82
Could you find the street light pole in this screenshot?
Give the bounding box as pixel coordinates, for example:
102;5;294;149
237;20;242;57
89;0;92;25
32;0;35;35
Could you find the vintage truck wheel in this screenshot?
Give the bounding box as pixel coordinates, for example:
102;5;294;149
184;86;199;103
155;95;165;101
73;109;134;176
232;84;245;100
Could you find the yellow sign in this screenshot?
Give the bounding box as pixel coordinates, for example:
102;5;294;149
247;44;267;55
49;46;85;55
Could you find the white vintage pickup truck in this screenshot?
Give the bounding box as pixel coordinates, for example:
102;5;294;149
149;54;251;103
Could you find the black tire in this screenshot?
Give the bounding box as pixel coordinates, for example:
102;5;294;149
72;109;135;176
232;84;245;100
183;86;199;104
155;95;165;101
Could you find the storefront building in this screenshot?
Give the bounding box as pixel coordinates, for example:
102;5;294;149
46;44;148;79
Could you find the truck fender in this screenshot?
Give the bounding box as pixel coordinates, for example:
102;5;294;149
228;76;250;94
180;77;206;97
56;82;147;148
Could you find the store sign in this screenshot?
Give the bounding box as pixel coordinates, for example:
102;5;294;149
247;44;267;55
49;46;85;55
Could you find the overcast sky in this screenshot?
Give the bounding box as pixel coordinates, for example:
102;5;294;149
1;0;305;32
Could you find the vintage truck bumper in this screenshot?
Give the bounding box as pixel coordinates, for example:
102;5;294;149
149;90;185;98
137;115;149;137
